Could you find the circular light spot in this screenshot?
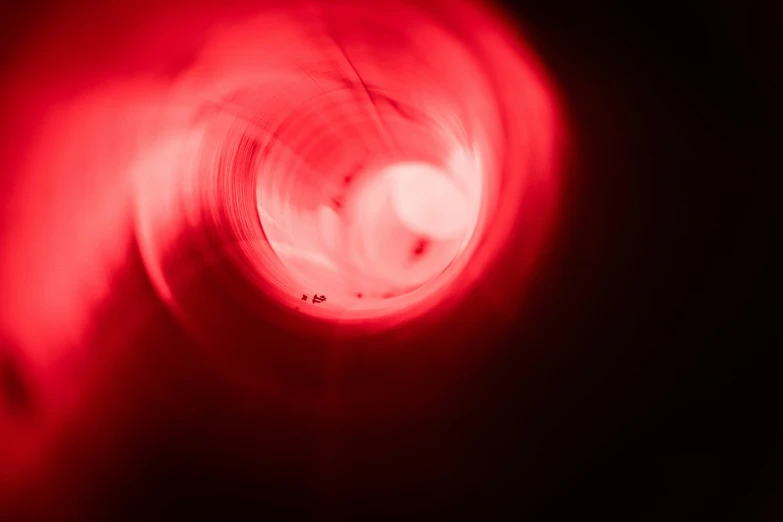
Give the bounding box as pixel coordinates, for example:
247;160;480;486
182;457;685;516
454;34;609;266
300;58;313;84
388;162;470;241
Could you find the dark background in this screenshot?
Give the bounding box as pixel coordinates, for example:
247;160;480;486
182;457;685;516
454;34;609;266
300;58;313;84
489;2;779;520
1;1;779;520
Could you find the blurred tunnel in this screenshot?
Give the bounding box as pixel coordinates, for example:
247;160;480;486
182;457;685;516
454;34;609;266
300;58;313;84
0;0;778;521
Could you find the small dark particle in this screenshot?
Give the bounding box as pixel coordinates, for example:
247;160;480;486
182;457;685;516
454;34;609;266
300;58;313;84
411;238;430;258
343;175;353;185
356;292;363;298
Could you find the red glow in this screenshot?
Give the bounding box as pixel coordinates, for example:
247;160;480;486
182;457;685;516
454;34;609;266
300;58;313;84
130;1;564;329
0;0;565;514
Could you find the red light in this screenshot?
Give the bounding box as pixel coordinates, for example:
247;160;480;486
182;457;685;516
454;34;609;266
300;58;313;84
130;0;565;332
0;0;566;505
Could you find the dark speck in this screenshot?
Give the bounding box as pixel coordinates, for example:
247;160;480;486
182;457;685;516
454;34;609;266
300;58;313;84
411;238;430;258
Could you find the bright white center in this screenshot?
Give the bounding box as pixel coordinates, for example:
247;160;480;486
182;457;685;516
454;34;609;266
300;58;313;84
387;162;469;241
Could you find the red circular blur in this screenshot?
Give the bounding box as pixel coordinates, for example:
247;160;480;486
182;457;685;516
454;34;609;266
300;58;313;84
133;0;564;337
0;1;565;509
